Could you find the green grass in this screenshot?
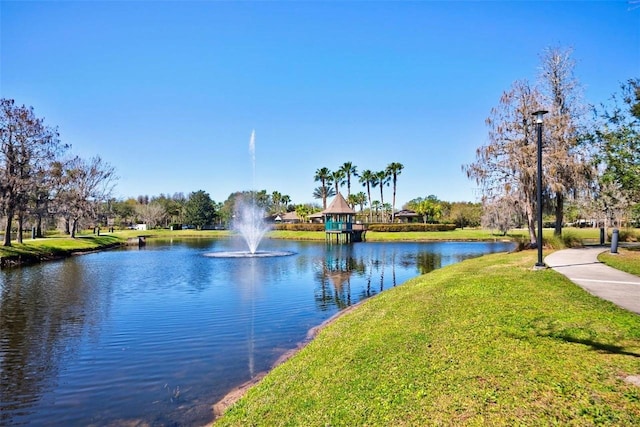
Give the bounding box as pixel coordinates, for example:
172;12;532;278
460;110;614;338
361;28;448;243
270;227;605;244
215;250;640;426
365;228;525;241
268;228;528;242
599;248;640;276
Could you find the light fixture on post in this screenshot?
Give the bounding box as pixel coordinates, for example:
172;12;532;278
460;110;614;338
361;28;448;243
533;109;548;269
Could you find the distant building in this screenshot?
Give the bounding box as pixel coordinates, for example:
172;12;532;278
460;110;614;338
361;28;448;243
395;209;420;223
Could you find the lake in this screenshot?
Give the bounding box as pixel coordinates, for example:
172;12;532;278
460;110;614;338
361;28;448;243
0;238;514;426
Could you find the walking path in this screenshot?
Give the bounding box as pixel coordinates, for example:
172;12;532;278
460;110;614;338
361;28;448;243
545;246;640;315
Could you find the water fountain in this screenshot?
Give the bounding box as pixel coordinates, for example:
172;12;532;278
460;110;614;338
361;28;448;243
233;198;271;254
204;131;294;258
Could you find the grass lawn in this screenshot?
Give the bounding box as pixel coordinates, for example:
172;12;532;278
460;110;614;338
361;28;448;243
215;250;640;426
0;234;122;259
267;227;608;244
599;247;640;277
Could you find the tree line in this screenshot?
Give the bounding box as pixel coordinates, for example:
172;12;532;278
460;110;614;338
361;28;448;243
464;46;639;246
108;190;483;231
313;161;405;223
107;189;296;230
0;95;480;238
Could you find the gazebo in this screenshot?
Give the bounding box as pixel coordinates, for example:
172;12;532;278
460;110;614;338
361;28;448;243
322;193;366;243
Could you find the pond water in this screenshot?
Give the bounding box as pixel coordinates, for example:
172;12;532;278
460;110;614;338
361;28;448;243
0;238;514;426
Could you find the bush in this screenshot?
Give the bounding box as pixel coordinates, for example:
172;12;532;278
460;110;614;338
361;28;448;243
273;223;324;232
614;228;639;242
545;231;584;250
367;223;457;232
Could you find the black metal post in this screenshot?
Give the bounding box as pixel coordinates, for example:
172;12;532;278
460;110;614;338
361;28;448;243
533;110;548;269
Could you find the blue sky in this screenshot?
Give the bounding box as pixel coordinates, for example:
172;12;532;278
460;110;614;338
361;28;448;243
1;1;638;207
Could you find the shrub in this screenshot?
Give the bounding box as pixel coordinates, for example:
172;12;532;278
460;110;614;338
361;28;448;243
367;223;457;232
615;228;638;242
273;223;324;232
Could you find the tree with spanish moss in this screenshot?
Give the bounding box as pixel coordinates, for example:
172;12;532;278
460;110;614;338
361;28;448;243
464;79;544;245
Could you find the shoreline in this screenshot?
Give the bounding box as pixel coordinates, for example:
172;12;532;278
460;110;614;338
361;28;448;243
210;301;365;422
0;241;123;269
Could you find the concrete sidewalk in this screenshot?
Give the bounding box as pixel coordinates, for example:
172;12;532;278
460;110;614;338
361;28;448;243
545;246;640;315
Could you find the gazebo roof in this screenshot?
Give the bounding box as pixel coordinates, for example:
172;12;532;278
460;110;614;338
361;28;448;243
322;193;355;215
280;211;299;221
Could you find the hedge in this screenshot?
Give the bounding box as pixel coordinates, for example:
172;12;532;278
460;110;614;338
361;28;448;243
366;223;457;232
272;223;457;232
273;223;325;232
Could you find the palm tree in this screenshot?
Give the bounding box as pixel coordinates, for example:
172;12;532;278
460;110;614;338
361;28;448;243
383;203;392;223
359;169;375;222
313;186;336;206
349;191;367;222
340;162;358;198
314;167;332;209
281;194;291;211
373;170;390;222
271;190;282;214
295;204;311;223
415;196;443;223
371;200;382;222
386;162;404;222
353;191;367;213
331;169;346;196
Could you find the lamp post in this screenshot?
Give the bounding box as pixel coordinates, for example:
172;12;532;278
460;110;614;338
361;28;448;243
533;109;548;269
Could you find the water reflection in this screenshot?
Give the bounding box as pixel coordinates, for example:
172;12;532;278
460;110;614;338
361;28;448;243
0;259;109;425
0;239;514;426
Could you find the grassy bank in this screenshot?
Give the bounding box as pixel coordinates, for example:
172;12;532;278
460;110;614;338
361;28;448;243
600;247;640;276
215;250;640;426
268;227;579;242
0;227;608;262
0;234;122;261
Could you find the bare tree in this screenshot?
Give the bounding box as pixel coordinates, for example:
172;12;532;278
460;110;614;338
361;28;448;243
0;99;64;246
54;156;116;238
135;202;167;229
538;46;593;235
